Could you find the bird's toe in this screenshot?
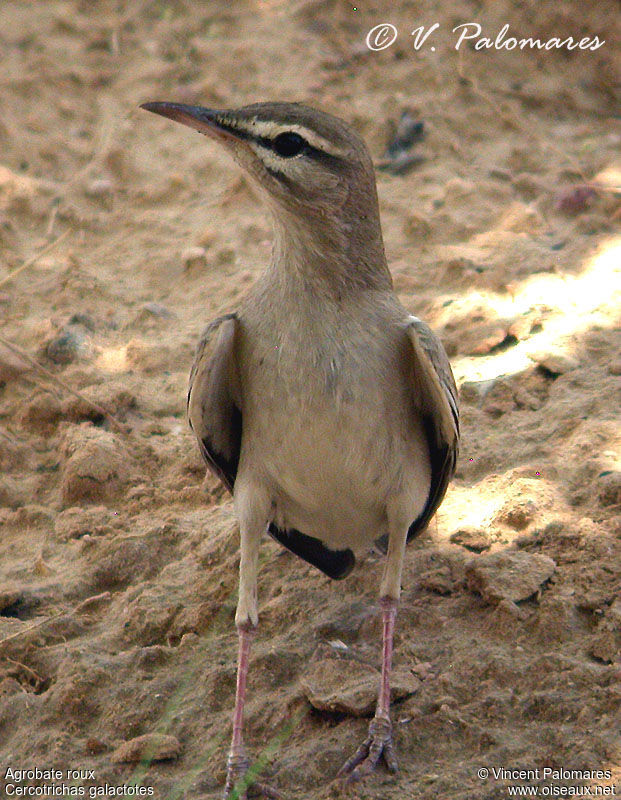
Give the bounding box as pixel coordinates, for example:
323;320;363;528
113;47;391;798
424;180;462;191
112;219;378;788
223;780;282;800
223;751;283;800
247;783;284;800
337;716;398;783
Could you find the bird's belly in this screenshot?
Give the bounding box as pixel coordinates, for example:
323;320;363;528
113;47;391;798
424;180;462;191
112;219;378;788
269;423;387;549
246;392;428;551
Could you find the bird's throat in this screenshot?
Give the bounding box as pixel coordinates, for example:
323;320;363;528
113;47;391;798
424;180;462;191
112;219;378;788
269;206;392;295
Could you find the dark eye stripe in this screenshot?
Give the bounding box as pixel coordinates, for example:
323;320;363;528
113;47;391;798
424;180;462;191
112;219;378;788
263;163;293;185
304;146;341;169
213;117;342;170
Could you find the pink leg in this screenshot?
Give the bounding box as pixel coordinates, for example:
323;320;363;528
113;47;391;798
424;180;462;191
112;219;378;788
223;624;282;800
377;596;397;721
338;596;399;782
223;623;254;798
231;624;254;753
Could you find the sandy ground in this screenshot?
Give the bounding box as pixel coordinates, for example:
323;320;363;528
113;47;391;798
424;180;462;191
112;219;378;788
1;1;620;798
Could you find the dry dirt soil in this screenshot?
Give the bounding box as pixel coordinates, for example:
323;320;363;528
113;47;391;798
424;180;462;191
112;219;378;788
1;1;620;799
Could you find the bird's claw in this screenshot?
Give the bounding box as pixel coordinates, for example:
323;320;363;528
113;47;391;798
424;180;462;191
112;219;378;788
337;716;398;783
223;750;283;800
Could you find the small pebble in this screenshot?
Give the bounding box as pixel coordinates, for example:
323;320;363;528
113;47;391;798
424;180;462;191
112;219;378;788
466;551;556;605
85;178;113;199
45;328;87;365
386;112;424;157
86;738;108;755
555;185;597;214
182;246;208;270
18;392;62;434
597;471;621;507
419;566;455;595
328;639;349;652
410;661;433;679
110;733;181;763
142;301;176;319
302;659;419;717
489;167;513;182
589;630;619;664
33;553;55;576
449;526;491;552
68;313;95;330
378;112;425;175
608;359;621;376
494;499;536;531
530;351;579;375
60;426;132;506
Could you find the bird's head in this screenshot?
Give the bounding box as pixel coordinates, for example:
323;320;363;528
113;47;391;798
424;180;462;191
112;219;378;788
140;101;389;285
141;101;375;210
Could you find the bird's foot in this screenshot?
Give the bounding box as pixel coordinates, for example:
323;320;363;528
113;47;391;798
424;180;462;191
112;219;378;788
223;750;283;800
337;716;398;783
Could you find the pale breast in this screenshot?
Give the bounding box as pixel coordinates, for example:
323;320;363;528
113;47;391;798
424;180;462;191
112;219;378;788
235;300;430;549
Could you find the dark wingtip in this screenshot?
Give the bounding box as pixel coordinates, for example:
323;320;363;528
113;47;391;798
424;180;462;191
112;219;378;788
267;524;356;580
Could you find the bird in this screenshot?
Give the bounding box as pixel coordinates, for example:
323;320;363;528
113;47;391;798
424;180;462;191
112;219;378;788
140;100;459;800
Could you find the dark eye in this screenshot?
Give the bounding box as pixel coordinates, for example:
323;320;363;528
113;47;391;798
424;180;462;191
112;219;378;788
272;132;306;158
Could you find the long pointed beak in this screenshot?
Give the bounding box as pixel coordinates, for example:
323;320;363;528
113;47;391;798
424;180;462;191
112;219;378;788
140;102;238;144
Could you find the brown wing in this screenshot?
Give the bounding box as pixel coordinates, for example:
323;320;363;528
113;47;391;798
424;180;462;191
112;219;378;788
405;315;459;540
187;314;241;493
